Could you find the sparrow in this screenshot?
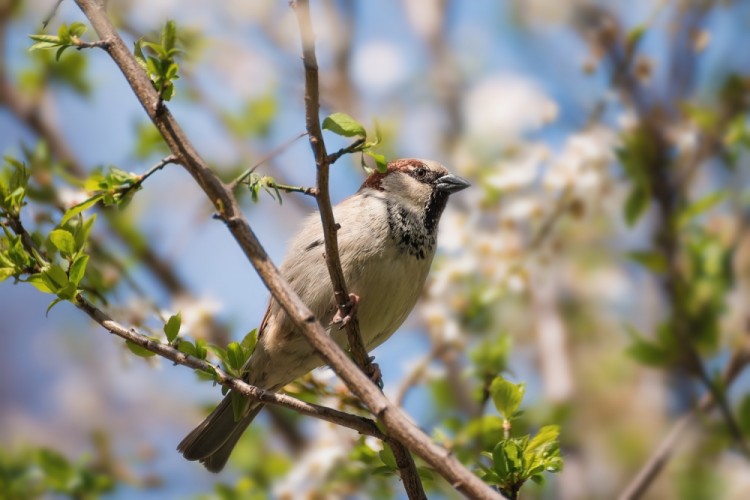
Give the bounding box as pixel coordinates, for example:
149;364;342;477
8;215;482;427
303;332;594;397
178;158;470;472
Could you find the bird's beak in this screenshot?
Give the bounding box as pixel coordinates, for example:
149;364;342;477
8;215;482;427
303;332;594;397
435;173;471;194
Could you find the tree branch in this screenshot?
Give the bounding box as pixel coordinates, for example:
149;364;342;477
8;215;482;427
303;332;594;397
290;2;424;498
290;0;374;379
74;294;387;439
72;0;501;497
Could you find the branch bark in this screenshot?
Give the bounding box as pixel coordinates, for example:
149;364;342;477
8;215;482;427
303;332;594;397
75;294;386;440
290;2;425;497
71;0;501;497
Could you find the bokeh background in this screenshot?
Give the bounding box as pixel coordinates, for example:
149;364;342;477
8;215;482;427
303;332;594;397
2;0;750;498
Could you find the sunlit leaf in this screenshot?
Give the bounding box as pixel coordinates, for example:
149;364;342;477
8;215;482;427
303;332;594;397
322;112;366;138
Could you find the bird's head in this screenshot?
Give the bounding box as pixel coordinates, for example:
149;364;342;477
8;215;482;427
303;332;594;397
360;159;469;226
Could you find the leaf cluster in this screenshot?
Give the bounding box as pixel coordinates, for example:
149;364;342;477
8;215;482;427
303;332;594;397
474;377;562;499
29;22;90;61
0;447;114;498
134;20;182;102
322;112;387;172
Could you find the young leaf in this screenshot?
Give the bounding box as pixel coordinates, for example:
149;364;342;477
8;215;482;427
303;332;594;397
624;186;650;226
45;297;65;316
378;444;397;469
41;264;69;292
226;342;245;372
365;151;387;173
0;267;14;281
25;273;53;293
68;254;89;286
627;250;667;273
240;328;258;355
164;312;181;343
61;195;102;226
322;112;366;138
230;391;247;422
677;191;726;229
126;340;157;357
490;377;525;419
177;340;196;357
48;229;76;256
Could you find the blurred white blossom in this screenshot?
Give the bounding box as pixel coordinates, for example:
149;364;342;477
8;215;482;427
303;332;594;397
352;41;409;94
485;144;548;191
464;75;558;144
543;126;616;195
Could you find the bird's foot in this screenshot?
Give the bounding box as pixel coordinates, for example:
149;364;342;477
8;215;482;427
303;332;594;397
366;356;384;389
332;293;360;330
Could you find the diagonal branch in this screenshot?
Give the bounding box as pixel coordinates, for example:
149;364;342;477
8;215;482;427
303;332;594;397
71;0;501;497
75;294;387;439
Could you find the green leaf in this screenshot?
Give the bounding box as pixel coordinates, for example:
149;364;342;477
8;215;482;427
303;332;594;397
61;195;102;225
626;25;646;49
624;187;650;226
41;264;69;292
230;391;247;422
68;22;87;37
491;441;509;478
56;282;77;301
164;312;181;343
378;444;397;469
625;326;669;367
126;340;156;358
240;328;258;356
177;340;196;357
26;273;52;293
68;254;88;286
49;229;76;256
322;112;366;138
226;342;245;372
0;267;14;281
365;151;387;173
162;20;177;51
490;377;525;419
46;297;64;316
628;250;667;273
74;213;97;251
526;425;560;454
677;191;727;229
194;338;208;360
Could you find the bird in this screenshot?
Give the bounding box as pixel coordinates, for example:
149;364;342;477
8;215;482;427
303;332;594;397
178;158;470;472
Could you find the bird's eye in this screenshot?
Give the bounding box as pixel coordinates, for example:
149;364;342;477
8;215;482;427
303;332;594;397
414;167;427;179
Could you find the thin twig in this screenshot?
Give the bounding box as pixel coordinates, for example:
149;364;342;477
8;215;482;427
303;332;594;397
76;294;387;439
619;336;750;500
229;131;308;190
73;38;111;50
290;3;426;498
72;1;501;497
41;0;65;29
326;137;366;165
118;154;179;196
291;0;374;380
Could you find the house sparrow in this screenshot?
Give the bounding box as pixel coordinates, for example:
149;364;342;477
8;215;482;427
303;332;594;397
178;158;469;472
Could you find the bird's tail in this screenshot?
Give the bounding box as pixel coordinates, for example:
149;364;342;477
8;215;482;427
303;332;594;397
177;393;263;473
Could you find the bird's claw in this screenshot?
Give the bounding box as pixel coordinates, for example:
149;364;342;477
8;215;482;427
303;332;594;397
367;355;383;389
332;293;360;330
